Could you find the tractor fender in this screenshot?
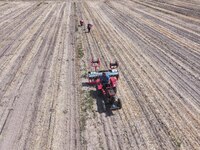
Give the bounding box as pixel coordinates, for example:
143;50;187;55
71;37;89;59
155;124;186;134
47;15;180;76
110;77;117;87
96;82;103;90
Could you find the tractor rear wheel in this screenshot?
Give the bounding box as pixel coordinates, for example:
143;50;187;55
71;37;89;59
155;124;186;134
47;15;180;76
113;87;117;93
96;85;102;96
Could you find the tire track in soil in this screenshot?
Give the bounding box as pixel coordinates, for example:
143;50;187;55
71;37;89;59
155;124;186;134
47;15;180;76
0;2;49;58
0;4;52;81
0;3;57;120
0;3;51;71
65;2;80;149
0;1;80;149
0;2;61;150
24;3;67;149
0;2;34;23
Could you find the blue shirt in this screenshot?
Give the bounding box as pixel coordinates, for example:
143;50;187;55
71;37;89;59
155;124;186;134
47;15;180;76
100;73;110;84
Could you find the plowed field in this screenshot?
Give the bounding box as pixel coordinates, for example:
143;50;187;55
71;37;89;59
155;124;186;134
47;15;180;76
0;0;200;150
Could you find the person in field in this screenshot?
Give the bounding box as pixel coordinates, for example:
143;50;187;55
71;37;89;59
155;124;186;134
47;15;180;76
80;19;84;26
87;23;93;33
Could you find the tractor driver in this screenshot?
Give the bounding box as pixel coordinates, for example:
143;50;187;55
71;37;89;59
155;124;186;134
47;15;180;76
100;72;110;89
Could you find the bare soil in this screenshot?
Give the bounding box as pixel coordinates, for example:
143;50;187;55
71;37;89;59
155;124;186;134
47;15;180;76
0;0;200;150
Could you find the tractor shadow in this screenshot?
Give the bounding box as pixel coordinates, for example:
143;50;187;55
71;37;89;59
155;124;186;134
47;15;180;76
89;90;114;117
82;82;91;87
81;82;113;116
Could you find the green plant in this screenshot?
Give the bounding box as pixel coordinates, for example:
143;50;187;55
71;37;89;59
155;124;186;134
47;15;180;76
78;48;84;58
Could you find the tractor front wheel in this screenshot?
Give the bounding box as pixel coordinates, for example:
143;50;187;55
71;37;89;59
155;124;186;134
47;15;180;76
113;87;117;93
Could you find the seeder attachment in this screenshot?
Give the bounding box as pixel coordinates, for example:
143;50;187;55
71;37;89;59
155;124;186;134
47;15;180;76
91;58;100;71
110;61;118;69
88;69;119;85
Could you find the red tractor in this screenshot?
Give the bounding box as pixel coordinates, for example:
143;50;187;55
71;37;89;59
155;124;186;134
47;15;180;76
88;59;122;110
